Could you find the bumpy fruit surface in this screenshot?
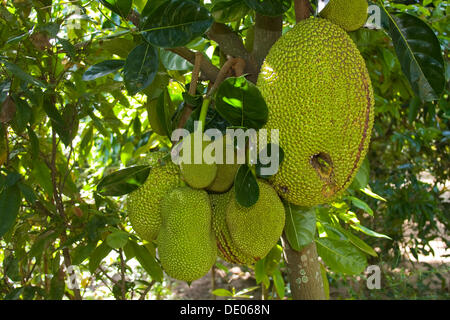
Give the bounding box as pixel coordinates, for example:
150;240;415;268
319;0;368;31
210;192;258;265
257;18;374;207
157;187;217;282
179;132;218;189
226;180;285;259
127;161;180;241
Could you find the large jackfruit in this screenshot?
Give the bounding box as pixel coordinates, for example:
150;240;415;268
257;18;374;207
320;0;368;32
158;187;217;282
226;180;285;259
210;192;258;265
127;161;180;241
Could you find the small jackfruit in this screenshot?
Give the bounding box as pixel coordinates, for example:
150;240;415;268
157;187;217;282
257;18;374;207
210;192;258;265
320;0;368;31
226;180;285;259
206;135;240;193
179;132;218;189
127;161;180;241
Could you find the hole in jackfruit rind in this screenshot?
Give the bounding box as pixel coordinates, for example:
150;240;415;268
310;152;334;181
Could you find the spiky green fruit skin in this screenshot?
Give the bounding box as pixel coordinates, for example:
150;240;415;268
226;180;285;259
320;0;368;31
210;192;258;265
206;135;240;193
257;18;374;207
180;133;218;189
127;162;180;241
158;187;217;282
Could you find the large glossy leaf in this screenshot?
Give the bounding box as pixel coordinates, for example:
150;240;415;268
97;165;151;196
89;241;113;273
284;204;316;251
142;0;213;48
381;8;445;101
123;43;159;95
243;0;291;16
82;60;125;81
211;0;250;23
316;238;367;275
215;76;268;130
99;0;132;17
0;184;21;238
159;49;192;71
234;164;259;208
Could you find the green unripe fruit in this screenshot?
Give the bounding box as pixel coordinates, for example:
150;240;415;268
319;0;368;32
158;187;217;282
179;132;218;189
127;161;181;241
226;180;285;259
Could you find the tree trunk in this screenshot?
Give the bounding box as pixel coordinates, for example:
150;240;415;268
282;236;326;300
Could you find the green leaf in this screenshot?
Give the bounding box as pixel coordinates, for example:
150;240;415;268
345;196;374;216
159;49;193;71
212;288;233;297
72;242;97;265
381;9;445;101
99;0;132;17
97;165;151;196
215;76;268;130
342;229;378;257
49;275;65;300
0;60;46;88
82;60;125;81
106;230;129;249
350;223;392;240
0;184;21;238
128;241;163;282
263;244;282;276
234;164;259;208
243;0;291;17
153;89;175;137
4;287;24;300
142;0;213;48
211;0;250;23
320;263;329;300
17;182;37;204
284;204;316;251
349;157;369;190
120;142;134;166
123;43;159;95
360;187;387;202
32;159;54;196
89;241;113;273
315;238;367;275
4;255;21;281
57;37;76;59
272;268;285;299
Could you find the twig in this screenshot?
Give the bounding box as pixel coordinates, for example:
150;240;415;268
168;47;219;82
119;249;127;300
207;58;241;97
176;52;203;129
139;280;156;300
294;0;313;23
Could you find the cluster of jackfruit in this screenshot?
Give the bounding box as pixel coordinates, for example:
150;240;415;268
126;137;285;282
257;17;374;207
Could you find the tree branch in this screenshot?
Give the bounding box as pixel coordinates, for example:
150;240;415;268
206;22;258;80
168;47;219;82
294;0;313;23
251;13;283;80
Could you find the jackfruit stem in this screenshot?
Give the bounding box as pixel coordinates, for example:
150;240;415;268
198;97;212;134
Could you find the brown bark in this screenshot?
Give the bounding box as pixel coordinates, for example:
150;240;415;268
294;0;313;23
282;237;326;300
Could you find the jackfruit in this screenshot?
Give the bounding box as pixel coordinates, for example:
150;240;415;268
206;135;240;193
226;180;285;259
127;161;180;241
257;18;374;207
179;132;218;189
320;0;368;31
157;187;217;282
210;192;258;265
